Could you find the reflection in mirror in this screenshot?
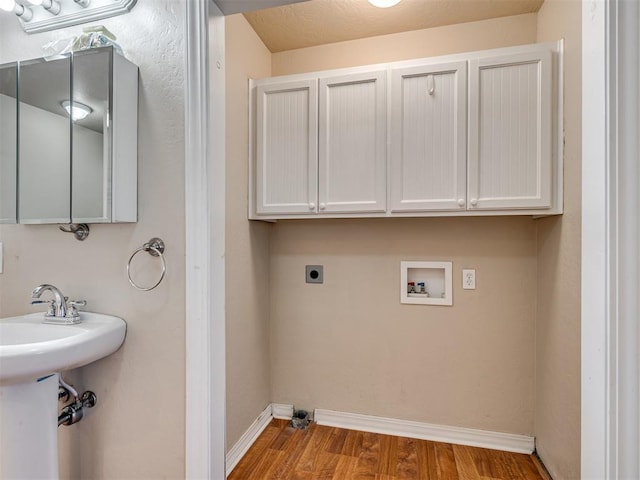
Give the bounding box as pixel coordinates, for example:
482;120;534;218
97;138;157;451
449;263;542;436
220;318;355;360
72;49;111;223
0;63;17;224
18;55;71;224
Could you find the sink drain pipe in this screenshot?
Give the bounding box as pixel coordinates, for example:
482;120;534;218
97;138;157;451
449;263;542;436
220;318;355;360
57;375;97;427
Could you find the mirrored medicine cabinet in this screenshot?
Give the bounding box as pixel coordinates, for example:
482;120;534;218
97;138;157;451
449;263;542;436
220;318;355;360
0;46;138;225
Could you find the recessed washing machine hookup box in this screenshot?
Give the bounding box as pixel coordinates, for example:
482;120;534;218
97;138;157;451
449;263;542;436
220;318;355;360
401;261;452;306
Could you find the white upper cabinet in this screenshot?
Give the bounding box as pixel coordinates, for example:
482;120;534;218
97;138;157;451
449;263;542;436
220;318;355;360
255;79;318;215
319;71;386;213
390;61;467;212
250;41;562;220
254;72;386;216
468;49;552;210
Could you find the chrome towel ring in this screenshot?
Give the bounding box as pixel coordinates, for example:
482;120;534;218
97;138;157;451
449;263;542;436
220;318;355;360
127;237;166;291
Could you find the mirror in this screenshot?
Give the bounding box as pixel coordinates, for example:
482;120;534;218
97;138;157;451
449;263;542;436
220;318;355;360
0;46;137;225
0;63;17;224
72;49;110;222
18;55;72;223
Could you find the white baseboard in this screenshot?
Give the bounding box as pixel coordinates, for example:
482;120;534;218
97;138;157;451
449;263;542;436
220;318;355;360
226;403;294;476
272;403;294;420
314;408;535;454
226;404;533;477
225;404;274;476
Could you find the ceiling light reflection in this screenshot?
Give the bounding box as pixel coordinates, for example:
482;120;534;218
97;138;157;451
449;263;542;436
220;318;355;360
61;100;92;121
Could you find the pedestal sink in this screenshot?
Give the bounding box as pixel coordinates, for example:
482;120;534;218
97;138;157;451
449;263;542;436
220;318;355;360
0;312;126;479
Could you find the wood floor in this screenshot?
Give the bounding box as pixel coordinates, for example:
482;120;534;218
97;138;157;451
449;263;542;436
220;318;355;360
228;419;549;479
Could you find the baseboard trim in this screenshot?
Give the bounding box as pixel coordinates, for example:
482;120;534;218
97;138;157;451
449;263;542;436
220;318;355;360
272;403;295;420
226;405;534;476
225;404;274;476
314;408;535;454
226;403;294;476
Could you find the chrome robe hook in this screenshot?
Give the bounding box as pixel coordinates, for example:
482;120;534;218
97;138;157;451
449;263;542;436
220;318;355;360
59;224;90;241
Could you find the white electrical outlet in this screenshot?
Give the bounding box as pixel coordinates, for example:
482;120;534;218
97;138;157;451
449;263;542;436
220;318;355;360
462;269;476;290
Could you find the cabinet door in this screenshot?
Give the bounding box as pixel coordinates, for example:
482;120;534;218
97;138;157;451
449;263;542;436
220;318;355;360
72;48;111;223
390;61;467;212
468;49;552;210
72;48;138;223
256;79;318;215
318;71;386;213
18;56;71;224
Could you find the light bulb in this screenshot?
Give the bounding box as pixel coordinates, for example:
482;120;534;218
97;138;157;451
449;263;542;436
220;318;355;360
27;0;60;14
61;100;93;122
3;1;33;20
0;0;16;12
368;0;402;7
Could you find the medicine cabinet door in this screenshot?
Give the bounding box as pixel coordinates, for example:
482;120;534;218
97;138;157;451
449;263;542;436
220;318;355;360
0;63;17;224
18;55;72;224
71;48;111;223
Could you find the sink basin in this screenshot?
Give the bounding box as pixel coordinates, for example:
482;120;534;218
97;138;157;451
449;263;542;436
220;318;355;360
0;312;126;386
0;311;126;479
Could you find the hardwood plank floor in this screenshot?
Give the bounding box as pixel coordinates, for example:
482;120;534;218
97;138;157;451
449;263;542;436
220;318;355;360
228;420;548;480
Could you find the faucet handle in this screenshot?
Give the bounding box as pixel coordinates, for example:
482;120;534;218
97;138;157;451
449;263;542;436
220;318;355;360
66;300;87;318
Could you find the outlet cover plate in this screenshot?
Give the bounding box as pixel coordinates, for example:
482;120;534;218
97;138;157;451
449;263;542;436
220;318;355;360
305;265;323;284
462;269;476;289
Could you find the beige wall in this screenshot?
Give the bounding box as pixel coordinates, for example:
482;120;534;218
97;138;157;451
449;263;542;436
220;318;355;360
227;6;582;474
0;1;186;478
270;218;538;433
272;13;538;75
535;0;582;478
267;15;540;436
225;14;273;450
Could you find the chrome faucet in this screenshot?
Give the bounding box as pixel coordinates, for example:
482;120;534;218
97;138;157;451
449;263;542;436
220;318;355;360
31;284;86;324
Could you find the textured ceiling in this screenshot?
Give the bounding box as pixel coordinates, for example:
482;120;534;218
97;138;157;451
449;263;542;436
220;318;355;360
244;0;544;53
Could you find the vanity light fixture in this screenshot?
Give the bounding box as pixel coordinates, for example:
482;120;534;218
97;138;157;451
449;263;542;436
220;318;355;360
61;100;92;121
368;0;402;7
27;0;62;15
0;0;33;20
5;0;134;34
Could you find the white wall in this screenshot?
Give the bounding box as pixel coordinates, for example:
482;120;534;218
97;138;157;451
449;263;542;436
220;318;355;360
0;1;187;477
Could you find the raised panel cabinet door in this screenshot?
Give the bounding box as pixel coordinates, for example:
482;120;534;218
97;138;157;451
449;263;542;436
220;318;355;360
468;49;552;210
390;61;467;212
256;79;318;215
318;71;386;213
